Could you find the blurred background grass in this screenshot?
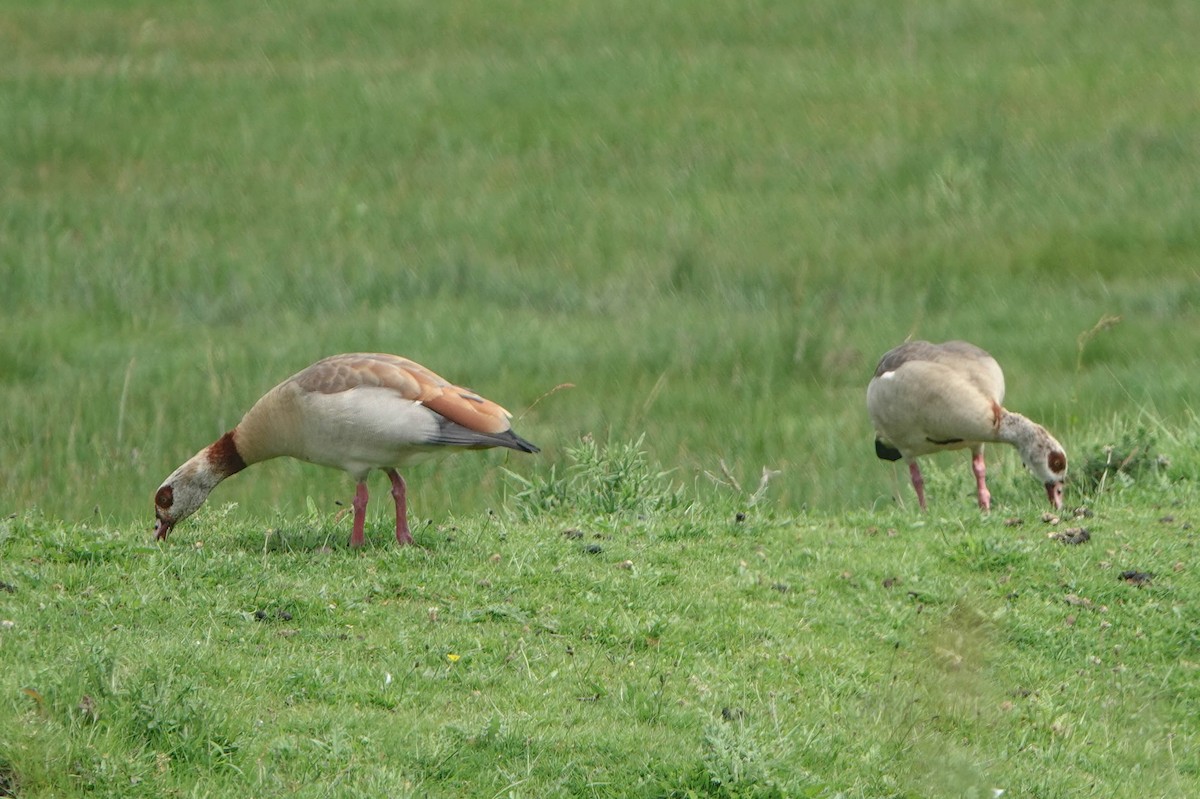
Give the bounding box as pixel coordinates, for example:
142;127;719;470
2;0;1198;526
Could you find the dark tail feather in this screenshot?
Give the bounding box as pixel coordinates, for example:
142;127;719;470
875;438;902;462
433;419;540;453
498;429;540;454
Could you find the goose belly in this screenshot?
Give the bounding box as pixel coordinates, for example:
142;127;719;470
291;388;444;474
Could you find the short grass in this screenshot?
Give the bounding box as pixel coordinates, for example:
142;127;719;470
2;439;1199;797
3;0;1200;795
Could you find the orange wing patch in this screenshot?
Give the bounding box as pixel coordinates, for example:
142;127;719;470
419;389;512;435
404;360;513;436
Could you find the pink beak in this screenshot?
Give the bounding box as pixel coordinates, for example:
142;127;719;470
1046;482;1064;510
154;517;174;541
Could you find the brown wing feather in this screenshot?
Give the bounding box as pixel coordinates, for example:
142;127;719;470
292;353;514;435
403;361;514;436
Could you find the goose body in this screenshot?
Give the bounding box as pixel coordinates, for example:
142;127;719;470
866;340;1066;510
153;353;539;546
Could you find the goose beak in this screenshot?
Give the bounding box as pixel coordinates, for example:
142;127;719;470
1045;482;1064;510
154;516;175;541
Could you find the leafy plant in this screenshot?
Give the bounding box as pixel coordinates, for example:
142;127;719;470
699;720;783;798
649;720;791;799
1075;424;1172;494
507;435;686;519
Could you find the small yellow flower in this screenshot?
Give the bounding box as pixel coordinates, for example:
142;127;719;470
446;653;461;663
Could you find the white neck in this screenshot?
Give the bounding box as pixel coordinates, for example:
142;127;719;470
997;410;1066;482
997;411;1042;448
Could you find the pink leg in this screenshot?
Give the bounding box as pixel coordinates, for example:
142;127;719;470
972;451;991;510
908;461;927;511
385;469;413;545
350;481;369;548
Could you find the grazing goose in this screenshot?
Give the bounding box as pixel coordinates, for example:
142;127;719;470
866;340;1066;511
153;353;539;546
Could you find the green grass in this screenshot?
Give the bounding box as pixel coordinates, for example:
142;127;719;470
2;440;1199;797
2;0;1200;795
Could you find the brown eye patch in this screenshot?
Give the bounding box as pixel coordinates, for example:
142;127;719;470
1048;451;1067;474
155;485;174;509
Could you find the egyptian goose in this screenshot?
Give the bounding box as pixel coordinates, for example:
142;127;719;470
153;353;539;546
866;340;1066;511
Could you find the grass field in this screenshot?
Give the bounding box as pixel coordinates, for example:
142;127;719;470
2;449;1198;797
2;0;1199;796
